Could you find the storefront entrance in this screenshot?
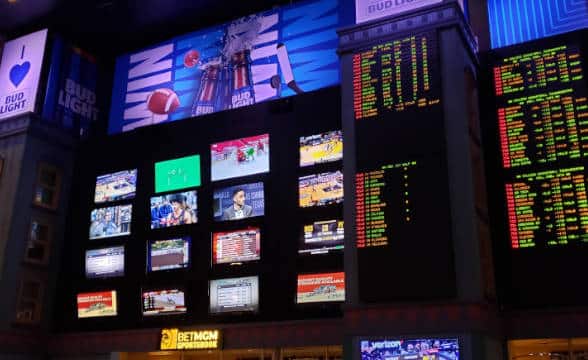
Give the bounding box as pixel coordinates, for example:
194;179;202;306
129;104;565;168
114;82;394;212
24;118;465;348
509;338;588;359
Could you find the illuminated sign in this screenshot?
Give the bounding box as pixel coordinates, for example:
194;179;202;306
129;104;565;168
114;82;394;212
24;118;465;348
160;328;222;350
0;29;48;121
355;0;443;24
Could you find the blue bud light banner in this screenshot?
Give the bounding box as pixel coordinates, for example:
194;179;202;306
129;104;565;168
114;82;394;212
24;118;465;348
108;0;342;134
42;37;100;136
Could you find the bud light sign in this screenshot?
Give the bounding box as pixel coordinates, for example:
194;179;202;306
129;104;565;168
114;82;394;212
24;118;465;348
42;37;100;136
108;0;342;134
355;0;443;24
0;29;48;121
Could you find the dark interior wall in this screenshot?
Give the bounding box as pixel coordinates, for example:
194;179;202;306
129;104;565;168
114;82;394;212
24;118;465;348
54;86;344;332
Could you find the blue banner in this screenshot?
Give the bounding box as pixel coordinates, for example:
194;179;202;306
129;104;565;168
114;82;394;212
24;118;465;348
42;37;100;136
108;0;342;134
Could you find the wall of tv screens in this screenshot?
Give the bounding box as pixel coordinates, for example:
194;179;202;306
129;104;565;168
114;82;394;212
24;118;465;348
58;87;343;329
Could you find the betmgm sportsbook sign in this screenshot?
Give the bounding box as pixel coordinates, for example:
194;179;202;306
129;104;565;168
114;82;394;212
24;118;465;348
355;0;443;23
160;328;222;350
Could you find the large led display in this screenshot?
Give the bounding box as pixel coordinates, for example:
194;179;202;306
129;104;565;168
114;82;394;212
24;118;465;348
360;338;460;360
211;134;269;181
0;29;48;121
488;0;588;48
108;0;342;134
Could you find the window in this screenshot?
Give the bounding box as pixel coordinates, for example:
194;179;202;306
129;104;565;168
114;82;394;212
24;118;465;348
33;163;62;210
15;279;43;324
24;219;52;265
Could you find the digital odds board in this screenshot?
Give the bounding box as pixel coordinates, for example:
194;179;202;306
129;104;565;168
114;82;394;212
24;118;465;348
352;31;456;302
488;31;588;307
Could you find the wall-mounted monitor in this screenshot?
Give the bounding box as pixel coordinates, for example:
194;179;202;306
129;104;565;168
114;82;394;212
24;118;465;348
299;220;344;255
85;246;124;279
94;169;137;203
211;134;270;181
212;228;260;265
300;130;343;167
89;204;132;240
147;237;191;272
154;154;201;193
299;171;343;208
296;272;345;304
150;190;197;229
142;289;187;316
359;338;460;360
213;182;264;221
209;276;259;314
77;290;118;318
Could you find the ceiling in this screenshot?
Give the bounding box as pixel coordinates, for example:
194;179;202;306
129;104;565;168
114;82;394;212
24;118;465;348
0;0;295;59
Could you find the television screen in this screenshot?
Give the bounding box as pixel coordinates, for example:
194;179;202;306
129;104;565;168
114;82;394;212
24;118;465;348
213;182;264;221
299;220;344;255
299;171;343;208
77;291;118;318
212;228;261;264
94;169;137;203
300;130;343;167
296;272;345;304
148;237;191;272
142;289;187;316
211;134;270;181
154;154;201;193
360;338;460;360
209;276;259;314
89;204;132;240
150;191;197;229
85;246;124;279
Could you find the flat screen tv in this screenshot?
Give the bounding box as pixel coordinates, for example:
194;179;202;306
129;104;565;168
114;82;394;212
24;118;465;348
299;171;343;208
211;134;269;181
299;219;344;255
147;237;191;272
94;169;137;203
154;154;201;193
212;228;260;264
359;338;460;360
213;182;264;221
150;191;197;229
209;276;259;314
300;130;343;167
85;246;124;279
296;272;345;304
142;289;187;316
89;204;132;239
77;290;118;318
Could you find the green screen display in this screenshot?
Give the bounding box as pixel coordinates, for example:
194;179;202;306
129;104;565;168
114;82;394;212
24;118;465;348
155;155;201;193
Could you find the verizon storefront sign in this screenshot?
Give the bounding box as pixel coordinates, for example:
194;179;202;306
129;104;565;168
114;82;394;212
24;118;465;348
355;0;442;23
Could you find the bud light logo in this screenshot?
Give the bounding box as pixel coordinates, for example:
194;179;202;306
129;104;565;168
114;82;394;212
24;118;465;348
356;0;442;23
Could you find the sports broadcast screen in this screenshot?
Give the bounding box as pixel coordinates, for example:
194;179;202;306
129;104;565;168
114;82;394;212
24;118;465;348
299;220;344;255
213;182;264;221
77;291;118;318
154;154;201;193
212;228;261;264
148;237;191;272
299;171;343;208
360;338;460;360
209;276;259;314
296;272;345;304
150;191;197;229
94;169;137;203
85;246;124;279
142;289;187;316
89;204;132;240
300;130;343;167
211;134;269;181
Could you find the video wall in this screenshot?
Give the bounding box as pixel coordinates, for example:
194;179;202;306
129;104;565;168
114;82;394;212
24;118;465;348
60;86;343;329
486;30;588;307
352;30;456;302
108;0;342;134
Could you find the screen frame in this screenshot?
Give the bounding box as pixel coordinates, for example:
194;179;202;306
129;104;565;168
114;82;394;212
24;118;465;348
211;227;261;266
76;290;118;319
141;287;188;317
212;182;265;222
85;245;125;279
149;190;198;230
93;168;138;204
208;275;260;315
147;236;192;273
295;271;345;305
154;154;202;194
299;130;343;168
210;133;270;182
89;203;133;240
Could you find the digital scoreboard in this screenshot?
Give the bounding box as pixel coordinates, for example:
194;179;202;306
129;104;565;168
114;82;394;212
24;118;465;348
353;32;440;120
492;42;588;250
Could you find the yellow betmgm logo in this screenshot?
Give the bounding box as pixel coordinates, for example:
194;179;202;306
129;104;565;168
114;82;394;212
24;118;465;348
160;328;221;350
